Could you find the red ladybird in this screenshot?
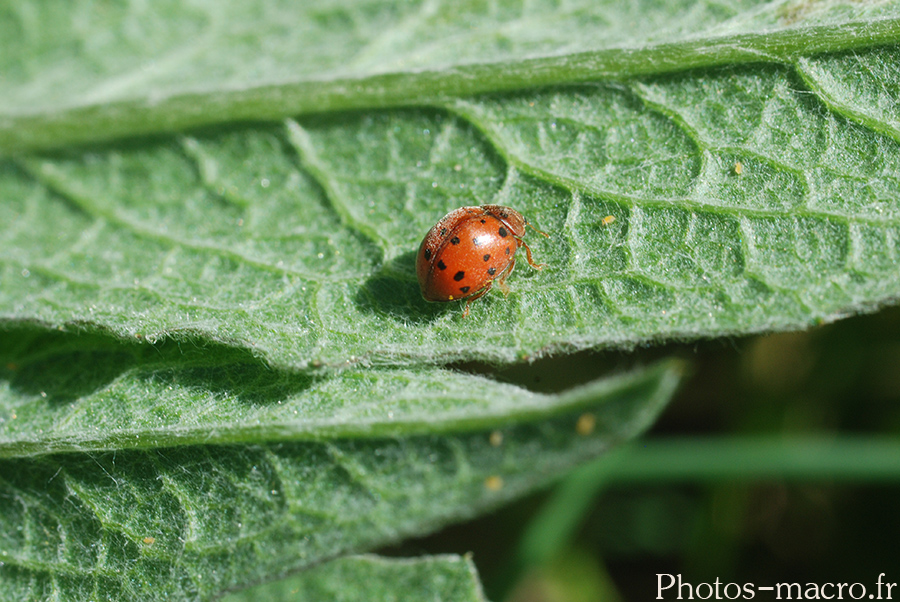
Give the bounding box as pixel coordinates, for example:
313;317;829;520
416;205;549;316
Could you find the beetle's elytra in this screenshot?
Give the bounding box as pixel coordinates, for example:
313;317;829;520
415;205;548;316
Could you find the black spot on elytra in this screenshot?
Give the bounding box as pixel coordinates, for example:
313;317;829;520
460;286;470;293
483;254;491;262
450;236;460;245
487;267;496;276
423;248;432;261
480;219;486;224
498;226;508;238
437;260;447;270
453;271;465;281
505;246;511;255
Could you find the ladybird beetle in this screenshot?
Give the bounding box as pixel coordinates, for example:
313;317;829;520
416;205;548;316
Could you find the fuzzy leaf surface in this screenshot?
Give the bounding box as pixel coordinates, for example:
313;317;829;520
0;357;680;601
4;1;900;149
0;327;680;456
219;555;486;602
5;52;900;367
2;1;900;600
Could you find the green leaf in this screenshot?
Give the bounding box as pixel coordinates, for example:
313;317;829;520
3;8;900;368
2;1;900;600
0;328;681;456
3;1;900;150
5;61;900;367
219;555;486;602
0;350;680;601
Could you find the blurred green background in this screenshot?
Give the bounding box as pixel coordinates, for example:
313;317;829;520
384;306;900;601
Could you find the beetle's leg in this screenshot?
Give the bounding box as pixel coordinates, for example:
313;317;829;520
461;282;492;317
518;239;546;270
526;220;550;238
496;257;516;296
497;278;510;296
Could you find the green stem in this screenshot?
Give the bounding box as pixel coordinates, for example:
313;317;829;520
518;435;900;566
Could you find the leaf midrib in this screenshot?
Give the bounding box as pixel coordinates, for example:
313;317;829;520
0;361;682;458
3;17;899;155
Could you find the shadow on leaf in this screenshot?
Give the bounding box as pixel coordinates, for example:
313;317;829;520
355;250;453;323
0;324;314;407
